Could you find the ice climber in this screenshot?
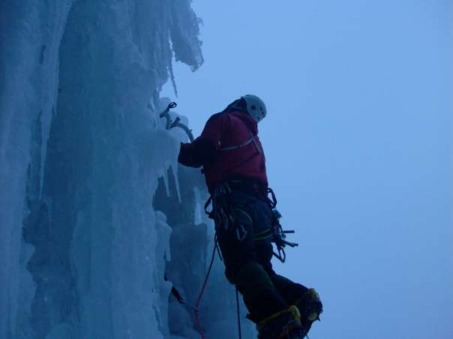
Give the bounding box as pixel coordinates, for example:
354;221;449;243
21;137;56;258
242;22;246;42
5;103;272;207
178;95;323;338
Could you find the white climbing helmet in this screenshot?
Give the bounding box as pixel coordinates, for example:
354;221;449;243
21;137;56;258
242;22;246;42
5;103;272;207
242;94;267;122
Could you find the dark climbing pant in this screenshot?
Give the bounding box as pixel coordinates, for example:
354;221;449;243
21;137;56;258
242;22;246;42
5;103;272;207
214;190;308;322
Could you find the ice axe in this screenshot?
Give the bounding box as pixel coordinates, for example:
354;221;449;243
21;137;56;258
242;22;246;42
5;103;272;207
159;102;194;142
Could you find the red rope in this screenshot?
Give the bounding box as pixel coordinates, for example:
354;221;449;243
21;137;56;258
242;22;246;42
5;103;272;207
194;239;218;339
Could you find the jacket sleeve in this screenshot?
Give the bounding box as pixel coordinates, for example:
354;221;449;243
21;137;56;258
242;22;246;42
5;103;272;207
178;113;226;168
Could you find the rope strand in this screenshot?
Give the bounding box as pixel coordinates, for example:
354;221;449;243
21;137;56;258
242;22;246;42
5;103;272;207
236;288;242;339
194;237;218;339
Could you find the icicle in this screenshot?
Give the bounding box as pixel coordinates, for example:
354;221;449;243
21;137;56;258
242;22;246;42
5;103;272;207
168;58;179;97
155;211;172;262
162;166;171;197
170;160;181;203
193;187;202;225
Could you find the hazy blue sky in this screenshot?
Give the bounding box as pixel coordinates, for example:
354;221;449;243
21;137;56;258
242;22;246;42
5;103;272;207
162;1;453;337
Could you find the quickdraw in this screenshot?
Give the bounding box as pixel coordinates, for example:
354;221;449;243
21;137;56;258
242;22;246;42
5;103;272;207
266;188;299;263
270;208;298;263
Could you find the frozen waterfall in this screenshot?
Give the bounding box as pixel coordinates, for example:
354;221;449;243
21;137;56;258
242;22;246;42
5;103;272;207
0;1;253;338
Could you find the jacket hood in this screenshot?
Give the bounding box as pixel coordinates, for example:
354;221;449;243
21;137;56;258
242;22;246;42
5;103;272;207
229;110;258;135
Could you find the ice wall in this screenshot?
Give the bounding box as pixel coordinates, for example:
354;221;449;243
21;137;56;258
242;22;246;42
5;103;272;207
0;0;220;338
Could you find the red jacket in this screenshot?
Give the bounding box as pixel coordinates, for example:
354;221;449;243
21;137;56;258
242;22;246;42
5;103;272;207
178;110;268;193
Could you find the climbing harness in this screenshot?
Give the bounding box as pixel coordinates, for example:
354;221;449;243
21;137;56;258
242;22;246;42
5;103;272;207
159;102;194;142
204;183;298;262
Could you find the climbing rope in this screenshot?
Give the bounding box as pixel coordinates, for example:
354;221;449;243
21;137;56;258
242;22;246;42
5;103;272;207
194;237;218;339
194;237;243;339
236;288;243;339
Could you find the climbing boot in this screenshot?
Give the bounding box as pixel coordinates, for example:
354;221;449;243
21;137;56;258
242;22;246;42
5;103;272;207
295;288;323;335
257;305;304;339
